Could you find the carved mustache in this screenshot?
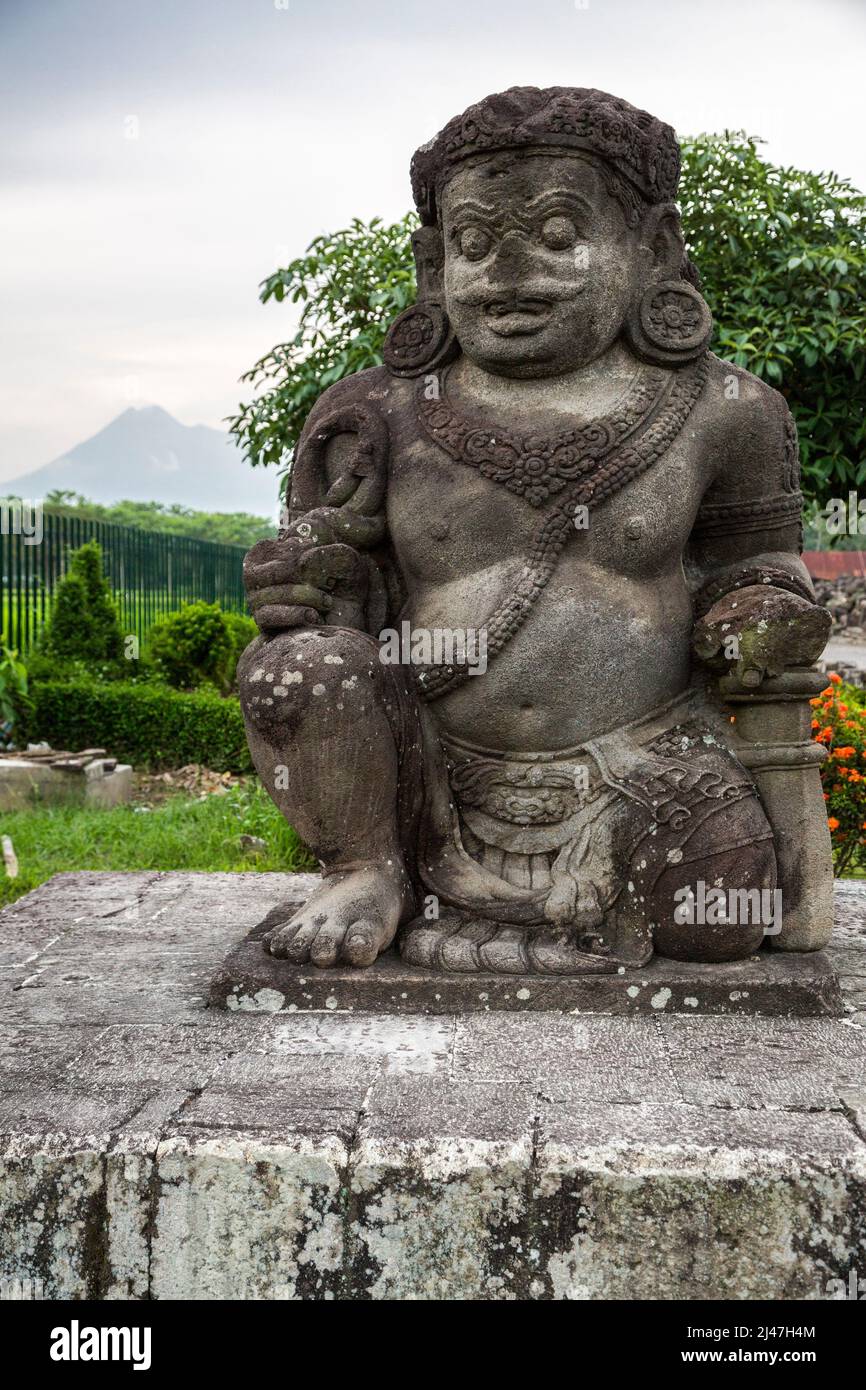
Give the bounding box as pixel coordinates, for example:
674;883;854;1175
454;284;584;308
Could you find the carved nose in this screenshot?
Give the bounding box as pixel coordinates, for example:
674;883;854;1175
488;229;528;278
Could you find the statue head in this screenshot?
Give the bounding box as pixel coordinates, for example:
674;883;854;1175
383;86;711;379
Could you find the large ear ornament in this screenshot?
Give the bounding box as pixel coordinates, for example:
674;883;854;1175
382;302;458;377
625;279;713;366
382;225;458;378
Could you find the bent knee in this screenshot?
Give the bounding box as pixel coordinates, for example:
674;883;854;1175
239;626;383;732
651;809;777;963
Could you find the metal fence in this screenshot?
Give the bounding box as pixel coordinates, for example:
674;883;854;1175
0;511;247;654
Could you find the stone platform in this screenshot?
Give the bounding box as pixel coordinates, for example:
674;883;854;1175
2;870;866;1299
212;907;843;1018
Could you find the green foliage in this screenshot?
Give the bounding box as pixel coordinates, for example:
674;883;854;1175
41;541;124;664
224;610;258;687
21;678;254;773
0;782;315;908
0;644;28;742
147;601;234;692
679;132;866;501
31;491;277;547
229;137;866;508
227;214;418;482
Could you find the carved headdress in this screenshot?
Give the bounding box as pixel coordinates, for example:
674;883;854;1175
410;86;681;226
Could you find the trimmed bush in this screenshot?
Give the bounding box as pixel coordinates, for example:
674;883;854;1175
147;601;234;692
21;679;254;773
224;610;258;688
41;541;124;663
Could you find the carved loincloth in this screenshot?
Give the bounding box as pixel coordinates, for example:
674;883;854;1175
402;686;772;973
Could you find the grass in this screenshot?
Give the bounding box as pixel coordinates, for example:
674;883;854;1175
0;781;316;907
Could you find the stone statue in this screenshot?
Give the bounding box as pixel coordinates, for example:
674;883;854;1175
238;87;832;977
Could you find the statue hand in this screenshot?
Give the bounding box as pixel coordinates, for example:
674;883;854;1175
244;525;369;632
692;584;831;688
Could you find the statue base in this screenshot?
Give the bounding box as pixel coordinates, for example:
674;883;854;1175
209;907;843;1017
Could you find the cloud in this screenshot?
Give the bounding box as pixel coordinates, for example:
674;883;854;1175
1;0;864;480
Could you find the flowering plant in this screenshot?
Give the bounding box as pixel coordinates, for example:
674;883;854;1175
812;673;866;875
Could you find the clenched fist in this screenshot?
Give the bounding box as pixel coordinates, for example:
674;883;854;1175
244;509;370;632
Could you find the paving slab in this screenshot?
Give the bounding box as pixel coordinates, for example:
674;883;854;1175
0;870;864;1300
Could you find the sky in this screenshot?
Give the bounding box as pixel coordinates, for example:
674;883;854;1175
1;0;865;484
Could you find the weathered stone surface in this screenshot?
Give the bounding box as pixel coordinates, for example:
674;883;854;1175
533;1102;866;1300
0;870;865;1300
211;910;844;1016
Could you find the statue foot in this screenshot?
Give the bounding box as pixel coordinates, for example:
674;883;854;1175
264;861;413;968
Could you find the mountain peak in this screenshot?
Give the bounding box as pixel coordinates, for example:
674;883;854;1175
6;406;279;517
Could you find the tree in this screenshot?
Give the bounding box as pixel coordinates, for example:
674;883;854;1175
41;541;124;664
229;137;866;507
35;492;276;548
227;215;417;482
679;133;866;503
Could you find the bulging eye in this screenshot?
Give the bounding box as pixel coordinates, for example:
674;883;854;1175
540;215;577;250
458;226;492;260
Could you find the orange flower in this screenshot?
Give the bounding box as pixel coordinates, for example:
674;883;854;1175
811;718;820;729
828;817;840;830
810;697;822;708
835;747;856;759
830;673;842;684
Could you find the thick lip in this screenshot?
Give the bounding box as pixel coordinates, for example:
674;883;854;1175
484;296;552;337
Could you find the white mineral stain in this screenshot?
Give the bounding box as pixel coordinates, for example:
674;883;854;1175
273;685;287;696
684;996;699;1008
323;654;344;664
312;684;327;696
516;988;531;1000
651;987;672;1010
283;670;303;684
227;987;285;1013
627;985;640;998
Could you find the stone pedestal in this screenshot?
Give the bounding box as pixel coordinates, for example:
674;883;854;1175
210;905;843;1017
2;871;865;1300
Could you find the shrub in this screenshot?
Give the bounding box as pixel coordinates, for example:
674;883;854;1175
21;678;254;773
147;601;234;692
812;673;866;875
224;611;258;688
0;644;28;746
41;541;123;664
